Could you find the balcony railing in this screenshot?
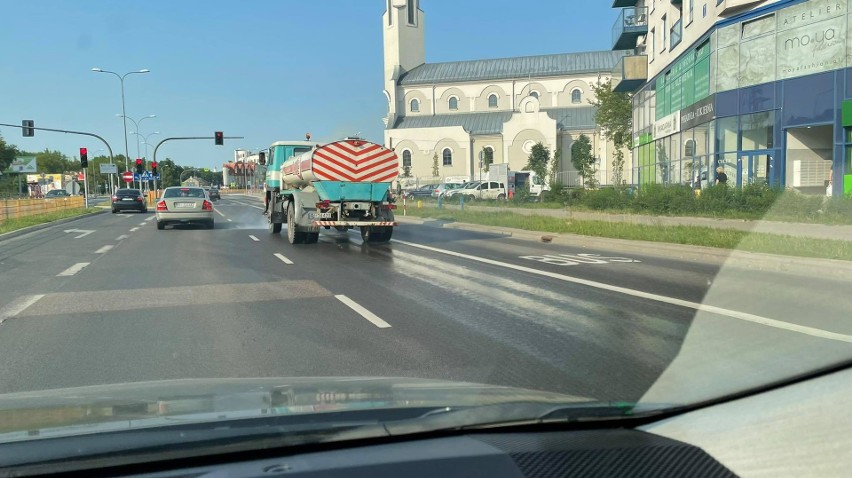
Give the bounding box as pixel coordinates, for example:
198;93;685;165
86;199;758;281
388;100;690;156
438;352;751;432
612;7;649;50
611;0;638;7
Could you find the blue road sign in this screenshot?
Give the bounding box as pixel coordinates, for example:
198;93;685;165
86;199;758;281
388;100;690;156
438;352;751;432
133;171;161;180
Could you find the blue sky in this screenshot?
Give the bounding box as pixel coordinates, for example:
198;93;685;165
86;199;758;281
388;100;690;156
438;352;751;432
0;0;617;169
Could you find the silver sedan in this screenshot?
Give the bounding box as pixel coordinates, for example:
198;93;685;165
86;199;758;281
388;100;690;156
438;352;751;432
155;187;215;230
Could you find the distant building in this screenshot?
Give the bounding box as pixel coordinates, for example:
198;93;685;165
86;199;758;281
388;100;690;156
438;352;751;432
382;0;630;186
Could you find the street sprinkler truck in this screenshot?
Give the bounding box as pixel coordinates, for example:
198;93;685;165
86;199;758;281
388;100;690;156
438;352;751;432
263;136;399;244
486;164;550;198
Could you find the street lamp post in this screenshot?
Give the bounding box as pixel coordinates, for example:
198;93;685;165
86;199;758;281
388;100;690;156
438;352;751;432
91;67;150;188
121;114;156;189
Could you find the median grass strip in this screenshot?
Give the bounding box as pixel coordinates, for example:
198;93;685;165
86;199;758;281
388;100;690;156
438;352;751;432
0;208;100;235
406;207;852;261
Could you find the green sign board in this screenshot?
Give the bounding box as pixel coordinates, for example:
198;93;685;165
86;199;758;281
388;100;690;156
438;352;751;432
842;100;852;127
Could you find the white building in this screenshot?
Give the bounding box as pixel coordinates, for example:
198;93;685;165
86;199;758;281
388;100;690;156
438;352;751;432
382;0;631;186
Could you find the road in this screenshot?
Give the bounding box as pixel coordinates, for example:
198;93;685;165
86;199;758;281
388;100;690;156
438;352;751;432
0;194;850;404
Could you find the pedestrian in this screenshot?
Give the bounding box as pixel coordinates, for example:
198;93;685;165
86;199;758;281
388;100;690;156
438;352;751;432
826;168;833;197
715;166;728;186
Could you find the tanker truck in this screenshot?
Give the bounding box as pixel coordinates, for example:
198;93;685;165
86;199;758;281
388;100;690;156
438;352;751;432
264;137;399;244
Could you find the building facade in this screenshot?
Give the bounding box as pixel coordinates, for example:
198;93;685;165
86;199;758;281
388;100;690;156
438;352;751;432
382;0;630;186
613;0;852;196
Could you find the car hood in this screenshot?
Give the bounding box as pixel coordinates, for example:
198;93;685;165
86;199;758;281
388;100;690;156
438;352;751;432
0;377;591;442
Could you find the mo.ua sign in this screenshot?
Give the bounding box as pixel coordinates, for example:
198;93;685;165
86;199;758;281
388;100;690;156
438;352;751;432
776;1;846;80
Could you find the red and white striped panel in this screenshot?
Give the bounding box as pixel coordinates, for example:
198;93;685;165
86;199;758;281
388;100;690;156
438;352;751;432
311;140;399;183
312;221;397;226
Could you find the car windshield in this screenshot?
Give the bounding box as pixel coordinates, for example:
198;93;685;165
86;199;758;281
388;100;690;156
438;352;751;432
0;0;850;466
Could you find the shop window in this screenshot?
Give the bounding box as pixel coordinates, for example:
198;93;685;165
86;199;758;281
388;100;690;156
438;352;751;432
740;111;774;150
716;116;738;153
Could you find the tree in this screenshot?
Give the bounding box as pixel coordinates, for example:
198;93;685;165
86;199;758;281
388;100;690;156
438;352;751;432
570;134;597;188
656;142;670;185
401;165;412;178
524;142;551;184
481;147;493;173
431;152;439;177
590;77;633;187
157;158;183;187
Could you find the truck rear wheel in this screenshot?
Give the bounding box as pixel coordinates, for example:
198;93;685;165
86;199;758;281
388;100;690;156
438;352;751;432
305;232;319;244
268;214;281;234
286;202;306;244
361;226;392;244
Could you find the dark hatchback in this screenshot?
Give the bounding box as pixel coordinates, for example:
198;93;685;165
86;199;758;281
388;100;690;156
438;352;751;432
111;188;148;213
208;187;220;200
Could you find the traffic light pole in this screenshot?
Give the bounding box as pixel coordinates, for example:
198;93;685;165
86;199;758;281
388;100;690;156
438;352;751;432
152;135;243;193
0;122;116;196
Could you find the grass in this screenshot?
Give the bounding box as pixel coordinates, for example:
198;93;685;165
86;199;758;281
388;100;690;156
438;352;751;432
0;208;100;235
405;207;852;261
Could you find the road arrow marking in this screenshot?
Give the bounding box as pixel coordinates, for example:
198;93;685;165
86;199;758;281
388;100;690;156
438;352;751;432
64;229;95;239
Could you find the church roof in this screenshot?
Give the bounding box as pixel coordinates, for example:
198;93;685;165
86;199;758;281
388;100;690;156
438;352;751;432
391;107;599;134
398;50;627;86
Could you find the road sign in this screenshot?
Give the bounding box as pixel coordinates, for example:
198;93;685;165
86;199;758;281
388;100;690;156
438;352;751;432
8;157;37;173
100;163;118;174
133;171;160;181
122;171;134;183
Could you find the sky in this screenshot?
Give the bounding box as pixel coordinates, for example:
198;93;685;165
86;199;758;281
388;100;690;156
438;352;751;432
0;0;618;170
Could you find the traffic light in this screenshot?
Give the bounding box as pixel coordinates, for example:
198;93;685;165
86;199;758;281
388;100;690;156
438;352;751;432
136;158;144;174
22;120;34;137
151;161;158;175
214;131;224;146
80;148;88;168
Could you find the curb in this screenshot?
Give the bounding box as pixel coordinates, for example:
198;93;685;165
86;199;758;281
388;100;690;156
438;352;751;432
408;217;852;280
0;210;107;243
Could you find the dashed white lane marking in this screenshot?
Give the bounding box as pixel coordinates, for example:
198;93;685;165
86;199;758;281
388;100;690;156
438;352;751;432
391;239;852;344
274;253;293;265
227;218;233;222
146;216;154;221
139;222;147;226
130;227;139;232
116;235;129;241
95;245;114;254
248;235;260;242
335;295;391;329
214;208;226;217
0;295;45;322
57;262;90;277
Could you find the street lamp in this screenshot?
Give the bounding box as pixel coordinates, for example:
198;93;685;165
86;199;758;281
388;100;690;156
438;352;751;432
90;68;150;174
120;114;156;158
131;131;160;159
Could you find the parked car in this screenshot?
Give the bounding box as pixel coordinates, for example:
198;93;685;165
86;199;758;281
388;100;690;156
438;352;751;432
208;186;221;201
444;181;481;199
403;184;438;199
111;188;147;213
446;181;506;201
156;186;214;230
433;182;465;198
44;189;70;198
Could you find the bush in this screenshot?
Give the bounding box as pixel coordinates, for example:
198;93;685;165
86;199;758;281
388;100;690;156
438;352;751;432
581;188;631;210
631;184;696;215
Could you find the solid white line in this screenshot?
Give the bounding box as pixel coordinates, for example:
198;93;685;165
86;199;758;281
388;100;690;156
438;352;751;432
391;239;852;344
146;216;155;221
214;208;226;217
0;294;45;321
94;245;113;254
248;205;264;210
335;294;392;329
116;235;129;240
274;253;293;265
130;227;139;232
249;235;260;242
57;262;90;277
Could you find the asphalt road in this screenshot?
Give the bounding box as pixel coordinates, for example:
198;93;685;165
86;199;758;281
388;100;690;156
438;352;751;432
0;194;849;405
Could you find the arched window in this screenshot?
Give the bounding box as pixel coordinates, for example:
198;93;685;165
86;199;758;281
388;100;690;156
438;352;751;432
571;89;582;104
442;148;453;166
530;90;540;99
402;150;412;167
448;96;459;111
487;93;498;108
410;98;420;112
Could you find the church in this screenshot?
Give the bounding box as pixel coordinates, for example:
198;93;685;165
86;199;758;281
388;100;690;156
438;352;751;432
382;0;630;186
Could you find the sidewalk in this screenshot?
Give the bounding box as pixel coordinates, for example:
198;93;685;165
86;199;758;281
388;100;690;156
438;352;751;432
418;204;852;242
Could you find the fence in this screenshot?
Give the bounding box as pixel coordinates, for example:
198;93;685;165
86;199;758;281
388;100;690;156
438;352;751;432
1;196;86;222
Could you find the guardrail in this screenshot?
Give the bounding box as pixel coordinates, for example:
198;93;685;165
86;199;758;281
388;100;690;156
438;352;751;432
0;196;86;221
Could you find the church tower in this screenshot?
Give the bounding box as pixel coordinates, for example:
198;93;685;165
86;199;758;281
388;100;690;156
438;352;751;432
382;0;425;128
